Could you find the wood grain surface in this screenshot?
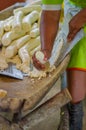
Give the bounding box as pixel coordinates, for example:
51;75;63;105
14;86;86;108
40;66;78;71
0;55;70;114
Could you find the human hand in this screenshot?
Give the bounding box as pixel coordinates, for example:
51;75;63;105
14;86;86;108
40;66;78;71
67;9;86;42
32;50;51;70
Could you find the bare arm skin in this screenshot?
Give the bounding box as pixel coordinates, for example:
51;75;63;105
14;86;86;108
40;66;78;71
67;8;86;42
32;10;61;70
40;10;61;59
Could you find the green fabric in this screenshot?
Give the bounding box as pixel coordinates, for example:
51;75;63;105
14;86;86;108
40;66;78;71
70;0;86;8
42;0;63;5
42;0;86;8
68;33;86;69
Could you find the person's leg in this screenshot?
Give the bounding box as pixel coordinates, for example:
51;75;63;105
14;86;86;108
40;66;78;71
67;70;86;130
58;70;86;130
67;70;86;103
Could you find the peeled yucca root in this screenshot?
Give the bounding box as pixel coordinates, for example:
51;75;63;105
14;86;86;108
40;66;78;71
0;3;64;79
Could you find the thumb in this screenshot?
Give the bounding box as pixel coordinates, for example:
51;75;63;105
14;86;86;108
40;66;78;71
42;50;51;60
67;29;78;42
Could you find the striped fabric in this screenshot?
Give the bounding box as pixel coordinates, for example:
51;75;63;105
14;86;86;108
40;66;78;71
42;0;63;10
42;0;86;10
42;4;62;10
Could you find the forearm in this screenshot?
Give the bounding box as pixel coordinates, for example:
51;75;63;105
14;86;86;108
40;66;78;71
32;0;63;69
67;8;86;41
79;8;86;24
40;10;61;58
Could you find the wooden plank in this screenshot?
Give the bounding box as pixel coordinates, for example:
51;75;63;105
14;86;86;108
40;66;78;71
19;88;71;129
0;3;25;20
0;55;70;115
21;56;70;114
0;88;71;129
0;0;71;121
